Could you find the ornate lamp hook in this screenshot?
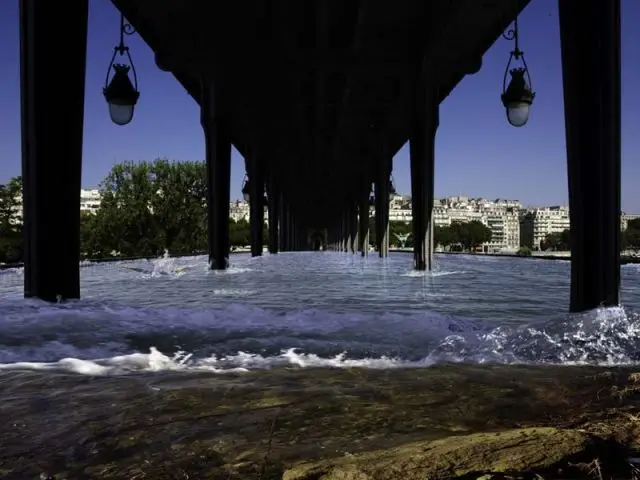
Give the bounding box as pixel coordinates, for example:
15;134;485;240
501;15;532;95
104;14;139;96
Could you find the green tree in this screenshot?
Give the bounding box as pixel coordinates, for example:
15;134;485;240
389;221;411;247
229;218;250;247
449;220;492;251
516;246;532;257
89;159;209;258
541;229;570;251
434;225;454;249
79;211;107;259
94;160;163;257
0;177;23;263
364;220;412;248
368;217;376;247
149;159;208;255
624;219;640;250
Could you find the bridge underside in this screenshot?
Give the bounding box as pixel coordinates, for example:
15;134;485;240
20;0;623;315
113;0;525;228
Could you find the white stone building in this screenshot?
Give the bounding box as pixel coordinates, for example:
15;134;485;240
519;206;570;250
80;188;102;214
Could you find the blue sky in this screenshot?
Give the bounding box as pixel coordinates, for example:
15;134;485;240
1;1;639;210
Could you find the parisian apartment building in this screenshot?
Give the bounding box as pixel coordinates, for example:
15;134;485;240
5;189;639;252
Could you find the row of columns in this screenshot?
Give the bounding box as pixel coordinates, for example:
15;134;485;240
19;0;622;314
327;181;388;258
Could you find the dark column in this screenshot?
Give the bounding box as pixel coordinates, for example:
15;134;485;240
20;0;88;301
375;164;390;258
341;211;349;252
298;225;307;250
279;198;290;252
248;155;264;257
201;81;231;270
288;211;296;251
348;202;358;253
358;187;370;257
410;82;438;270
290;217;297;251
559;0;621;312
267;176;279;254
332;227;339;251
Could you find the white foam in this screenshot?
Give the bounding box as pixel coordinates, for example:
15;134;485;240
401;270;465;278
0;305;638;376
212;289;256;296
211;267;254;275
0;347;418;376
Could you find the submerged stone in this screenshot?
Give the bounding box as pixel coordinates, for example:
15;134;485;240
1;364;640;479
283;428;607;479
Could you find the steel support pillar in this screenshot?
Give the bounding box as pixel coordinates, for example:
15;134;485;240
348;202;358;253
375;164;390;258
559;0;621;312
297;225;306;250
410;83;438;271
20;0;88;301
341;211;349;252
288;212;296;251
201;81;231;270
358;188;370;257
267;177;279;254
353;213;360;252
330;226;338;251
248;156;264;257
291;219;297;251
279;199;290;252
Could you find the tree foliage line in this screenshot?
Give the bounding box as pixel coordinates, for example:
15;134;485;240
0;160;498;264
357;217;492;252
0;160;269;263
540;220;640;252
15;160;640;263
0;177;23;264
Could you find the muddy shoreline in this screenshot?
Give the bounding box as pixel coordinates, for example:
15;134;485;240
2;364;640;479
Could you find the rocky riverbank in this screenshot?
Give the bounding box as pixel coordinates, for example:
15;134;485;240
2;364;640;479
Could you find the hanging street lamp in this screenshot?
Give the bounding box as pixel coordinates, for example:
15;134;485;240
389;174;397;200
241;175;268;205
242;175;251;203
501;14;535;127
104;14;140;126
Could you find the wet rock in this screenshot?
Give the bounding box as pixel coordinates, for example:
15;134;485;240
283;428;603;480
1;365;640;479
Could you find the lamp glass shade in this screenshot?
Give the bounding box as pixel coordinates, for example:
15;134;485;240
108;102;135;126
104;64;139;126
505;102;531;127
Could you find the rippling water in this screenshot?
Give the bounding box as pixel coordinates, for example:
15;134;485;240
1;252;640;374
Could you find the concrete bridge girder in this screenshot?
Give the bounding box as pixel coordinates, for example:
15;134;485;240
112;0;527;216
